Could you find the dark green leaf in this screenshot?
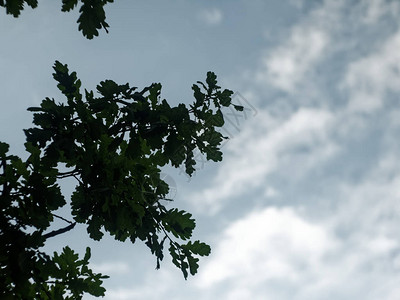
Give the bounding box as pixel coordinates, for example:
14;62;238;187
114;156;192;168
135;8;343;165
206;72;218;90
233;104;244;111
0;141;9;156
162;209;195;240
61;0;78;12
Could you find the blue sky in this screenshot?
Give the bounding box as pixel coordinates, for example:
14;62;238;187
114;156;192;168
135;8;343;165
2;0;400;299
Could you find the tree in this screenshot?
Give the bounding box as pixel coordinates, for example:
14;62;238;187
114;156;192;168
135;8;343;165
0;58;242;298
1;1;244;298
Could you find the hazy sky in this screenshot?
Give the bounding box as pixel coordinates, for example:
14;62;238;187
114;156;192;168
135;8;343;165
2;0;400;299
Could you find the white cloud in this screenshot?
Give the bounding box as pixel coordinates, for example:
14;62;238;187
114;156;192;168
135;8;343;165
193;165;400;299
344;30;400;113
102;268;179;300
188;1;400;298
257;27;329;92
198;8;223;26
104;1;400;298
254;0;345;93
91;261;130;274
197;207;337;289
361;0;400;24
191;107;336;214
263;186;279;198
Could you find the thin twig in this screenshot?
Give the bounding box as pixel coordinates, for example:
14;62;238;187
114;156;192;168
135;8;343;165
56;170;79;179
73;174;83;185
52;213;73;224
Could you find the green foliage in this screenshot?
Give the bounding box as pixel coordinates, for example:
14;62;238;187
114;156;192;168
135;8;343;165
0;0;113;39
1;0;247;297
1;61;241;297
0;141;107;298
0;0;38;17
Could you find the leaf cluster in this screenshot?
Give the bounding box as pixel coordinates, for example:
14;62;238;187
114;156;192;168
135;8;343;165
1;60;240;297
0;142;108;298
0;0;113;39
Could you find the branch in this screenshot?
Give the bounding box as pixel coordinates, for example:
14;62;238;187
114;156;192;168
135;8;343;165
73;174;83;185
43;222;76;239
56;170;79;179
52;213;73;224
115;99;131;106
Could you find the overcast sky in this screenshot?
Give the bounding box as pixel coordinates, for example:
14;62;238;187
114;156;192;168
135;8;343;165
2;0;400;299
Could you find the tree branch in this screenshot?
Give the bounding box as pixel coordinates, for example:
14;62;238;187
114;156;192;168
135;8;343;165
43;222;76;239
115;99;131;106
52;213;73;224
56;170;79;179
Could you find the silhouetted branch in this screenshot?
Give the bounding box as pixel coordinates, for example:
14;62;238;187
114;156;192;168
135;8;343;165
52;213;73;224
57;170;79;179
43;222;76;239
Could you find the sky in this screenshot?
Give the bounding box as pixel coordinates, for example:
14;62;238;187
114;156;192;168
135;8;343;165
1;0;400;299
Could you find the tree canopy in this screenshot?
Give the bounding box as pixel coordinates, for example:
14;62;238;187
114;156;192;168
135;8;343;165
0;1;244;298
0;60;242;298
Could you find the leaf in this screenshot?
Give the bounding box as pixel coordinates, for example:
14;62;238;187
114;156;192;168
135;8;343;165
169;103;189;124
87;217;104;241
0;141;9;156
233;104;244;111
211;109;224;127
24;127;53;148
61;0;78;12
184;156;196;176
183;240;211;256
27;106;44;112
148;83;162;108
77;0;111;39
129;202;145;225
205;147;223;162
162;209;195;240
1;0;29;17
52;61;82;103
49;246;108;297
83;247;91;263
24;142;41;166
206;71;218;90
168;240;211;279
218;89;234;107
187;255;200;276
202;129;223;147
164;132;184;165
126;134;142;159
96;79;119;98
192;84;205;107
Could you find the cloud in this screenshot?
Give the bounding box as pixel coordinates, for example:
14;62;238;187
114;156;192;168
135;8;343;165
198;8;223;26
102;268;180;300
343;30;400;113
186;2;400;297
257;27;329;92
253;0;346;93
361;0;400;24
103;2;400;299
91;261;130;274
190;107;336;214
193;166;400;299
197;207;337;288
